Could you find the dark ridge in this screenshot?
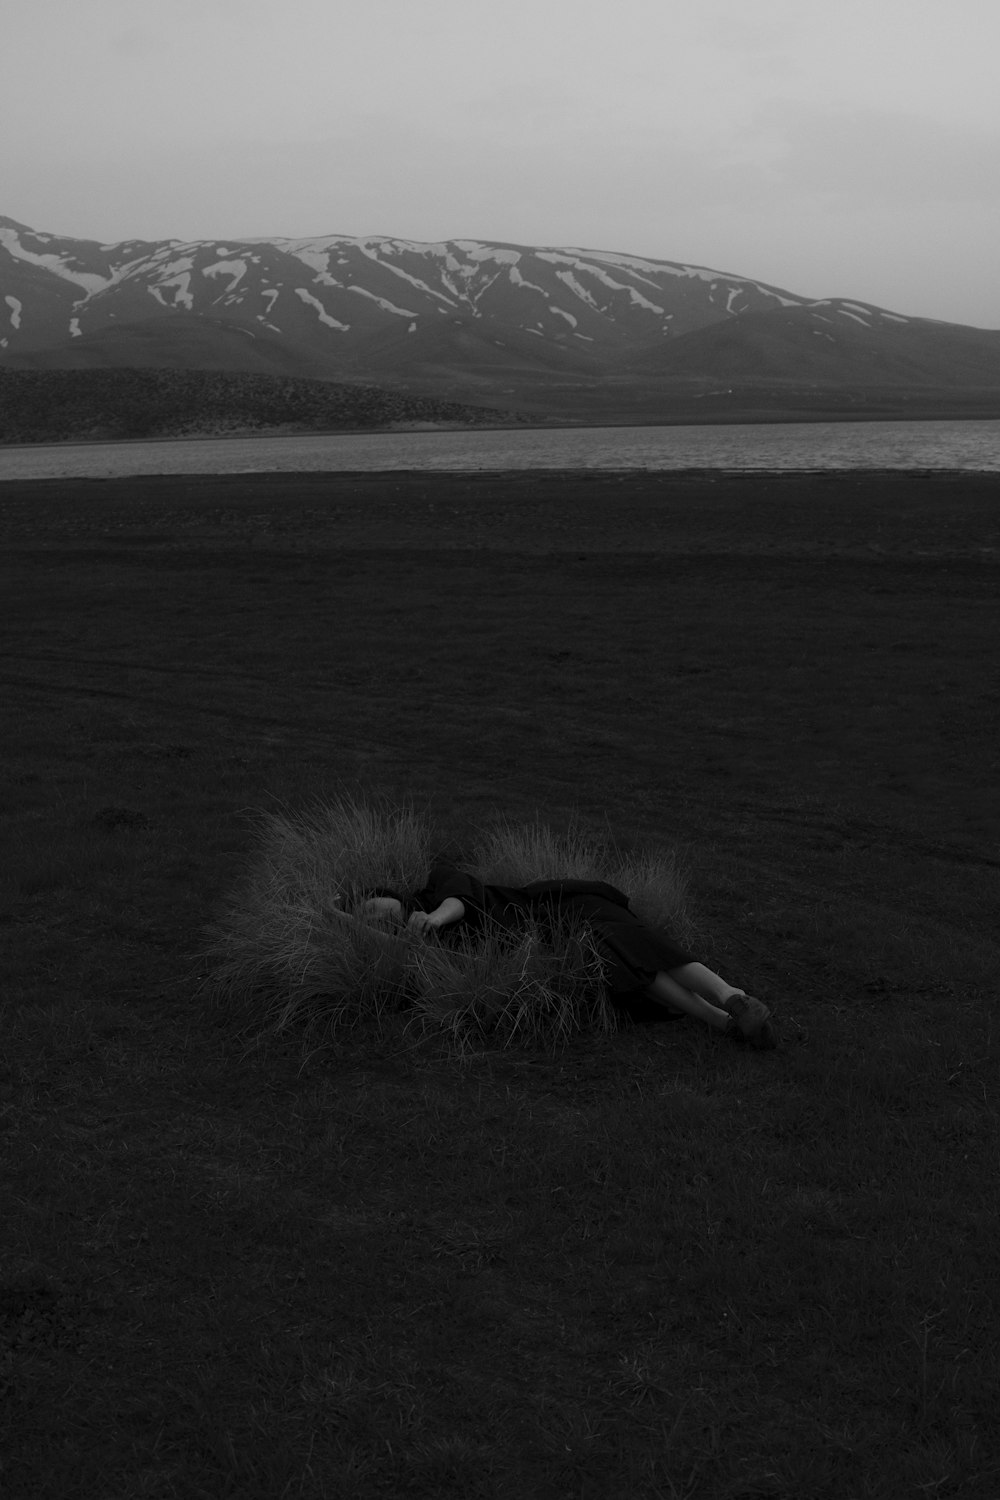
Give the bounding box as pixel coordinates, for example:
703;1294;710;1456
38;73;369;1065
0;367;519;444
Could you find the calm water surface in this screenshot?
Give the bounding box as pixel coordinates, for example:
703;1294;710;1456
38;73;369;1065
2;418;999;480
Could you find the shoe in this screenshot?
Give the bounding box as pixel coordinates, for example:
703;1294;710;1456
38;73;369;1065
723;993;776;1050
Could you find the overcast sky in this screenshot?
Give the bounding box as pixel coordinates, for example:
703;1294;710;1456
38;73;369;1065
4;0;999;327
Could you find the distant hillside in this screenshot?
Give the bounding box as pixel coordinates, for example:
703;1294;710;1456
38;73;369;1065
0;368;516;445
622;303;1000;387
1;315;341;382
2;215;999;422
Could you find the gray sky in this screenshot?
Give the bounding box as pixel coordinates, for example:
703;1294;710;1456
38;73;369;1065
4;0;999;327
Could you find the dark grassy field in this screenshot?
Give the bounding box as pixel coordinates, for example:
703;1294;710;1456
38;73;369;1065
2;468;998;1499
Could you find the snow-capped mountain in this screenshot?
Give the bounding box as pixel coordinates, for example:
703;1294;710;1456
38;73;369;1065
0;214;813;356
3;215;999;417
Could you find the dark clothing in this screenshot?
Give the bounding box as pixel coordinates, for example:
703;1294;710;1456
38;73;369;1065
408;865;697;1020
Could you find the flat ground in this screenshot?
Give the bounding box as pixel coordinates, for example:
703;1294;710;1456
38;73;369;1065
1;470;998;1498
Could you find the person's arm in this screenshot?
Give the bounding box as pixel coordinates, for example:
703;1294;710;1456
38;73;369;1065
408;896;465;936
325;895;402;950
359;896;403;920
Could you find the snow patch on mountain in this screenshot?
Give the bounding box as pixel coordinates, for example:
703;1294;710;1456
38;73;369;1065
809;298;903;330
652;260;725;285
0;225;109;296
103;255;153;291
557;270;601;309
69;318;81;337
147;256;197;312
355;245;458;307
146;248;216;297
442;250;495;297
633;253;805;308
438;252;504;311
202;260;247;293
451;242;521;266
560;256;666;313
150;265;195;310
624;284;664;313
579;251;667;290
285;243;344;285
347;285;419;318
508;266;548;296
530;263;599;312
549;306;578;327
446;250;488;282
4;294;21;329
293;288;349;331
751;284;801;308
536;251;667;315
159;255;195;276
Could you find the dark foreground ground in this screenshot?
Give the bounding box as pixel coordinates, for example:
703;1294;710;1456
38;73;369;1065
2;470;998;1498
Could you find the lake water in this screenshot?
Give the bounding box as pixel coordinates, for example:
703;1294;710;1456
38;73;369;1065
1;418;999;480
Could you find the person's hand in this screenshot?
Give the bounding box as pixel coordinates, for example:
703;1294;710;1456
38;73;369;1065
407;910;439;937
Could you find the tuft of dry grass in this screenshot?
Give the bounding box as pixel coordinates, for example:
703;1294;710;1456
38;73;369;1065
202;794;431;1043
472;814;694;947
471;814;614;884
404;914;618;1055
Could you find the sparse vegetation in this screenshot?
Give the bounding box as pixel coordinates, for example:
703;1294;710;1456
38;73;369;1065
0;367;512;444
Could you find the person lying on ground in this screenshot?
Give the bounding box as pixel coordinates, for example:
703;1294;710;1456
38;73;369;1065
359;863;776;1050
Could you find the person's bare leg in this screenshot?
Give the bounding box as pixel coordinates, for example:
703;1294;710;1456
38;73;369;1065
645;971;732;1031
669;963;776;1048
667;961;744;1007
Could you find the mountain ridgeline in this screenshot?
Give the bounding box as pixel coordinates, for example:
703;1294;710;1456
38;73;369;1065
2;214;999;431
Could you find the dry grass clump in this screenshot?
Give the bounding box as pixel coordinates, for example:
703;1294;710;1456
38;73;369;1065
472;815;694;947
471;815;612;884
406;915;618;1055
204;798;689;1054
203;794;431;1040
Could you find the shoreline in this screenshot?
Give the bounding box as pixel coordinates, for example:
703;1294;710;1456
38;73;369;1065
3;403;1000;453
1;416;997;484
2;464;998;487
2;462;999;487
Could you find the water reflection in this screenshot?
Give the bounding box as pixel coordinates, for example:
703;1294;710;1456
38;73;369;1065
2;418;998;480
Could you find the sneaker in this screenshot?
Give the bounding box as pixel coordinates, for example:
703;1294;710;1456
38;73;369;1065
723;993;776;1050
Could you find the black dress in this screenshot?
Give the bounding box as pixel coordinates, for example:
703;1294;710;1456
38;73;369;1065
406;865;698;1021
